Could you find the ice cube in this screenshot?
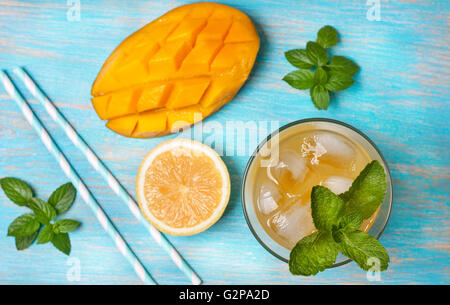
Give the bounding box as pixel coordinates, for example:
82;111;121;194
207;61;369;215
269;150;309;182
258;181;280;214
314;132;355;162
323;176;353;194
270;200;315;249
301;136;327;165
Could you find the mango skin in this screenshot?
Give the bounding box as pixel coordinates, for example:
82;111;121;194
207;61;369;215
91;2;260;138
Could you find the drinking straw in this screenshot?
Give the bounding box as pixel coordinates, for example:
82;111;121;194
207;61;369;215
12;67;202;285
0;70;156;285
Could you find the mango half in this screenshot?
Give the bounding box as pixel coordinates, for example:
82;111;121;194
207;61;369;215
91;2;260;138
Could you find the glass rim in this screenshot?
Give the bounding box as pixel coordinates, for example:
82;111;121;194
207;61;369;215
241;117;394;266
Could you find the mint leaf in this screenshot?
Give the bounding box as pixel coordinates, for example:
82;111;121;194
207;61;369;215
314;67;328;85
0;177;33;206
37;224;54;244
15;231;39;250
51;233;71;255
3;178;81;254
289;232;338;276
327;56;359;75
340;160;387;219
334;230;389;271
317;25;338;48
285;49;314;69
29;198;57;225
282;27;359;111
325;72;354;92
311;186;345;231
306;41;328;67
310;85;330;110
283;70;314;90
336;211;364;233
53;219;80;233
7;213;40;237
48;182;76;214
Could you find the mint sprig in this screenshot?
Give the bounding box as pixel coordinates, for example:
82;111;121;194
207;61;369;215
283;25;359;110
306;41;328;67
333;230;389;271
29;198;57;225
283;70;314;90
316;25;338;48
53;219;80;233
51;233;71;255
340;160;387;219
335;211;364;233
0;177;80;255
311;186;345;232
37;224;54;244
48;182;76;214
16;231;39;250
327;56;359;75
290;232;338;276
7;213;40;237
289;160;389;276
285;49;314;69
0;177;33;206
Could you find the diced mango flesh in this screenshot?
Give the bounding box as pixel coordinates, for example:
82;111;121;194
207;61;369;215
137;84;171;112
180;40;223;74
106;114;139;138
166;18;207;45
91;2;259;138
167;105;203;131
197;19;232;41
166;78;211;109
133;110;169;138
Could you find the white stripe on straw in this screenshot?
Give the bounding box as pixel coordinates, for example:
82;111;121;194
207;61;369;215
12;67;201;285
0;70;156;285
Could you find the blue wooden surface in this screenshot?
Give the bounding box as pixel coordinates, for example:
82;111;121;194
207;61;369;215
0;0;449;284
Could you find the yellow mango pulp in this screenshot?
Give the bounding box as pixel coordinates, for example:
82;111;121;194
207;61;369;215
91;2;260;138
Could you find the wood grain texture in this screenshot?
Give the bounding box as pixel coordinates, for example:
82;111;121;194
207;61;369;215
0;0;449;284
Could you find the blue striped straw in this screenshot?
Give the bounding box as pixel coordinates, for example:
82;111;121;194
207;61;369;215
0;70;156;285
12;67;201;285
